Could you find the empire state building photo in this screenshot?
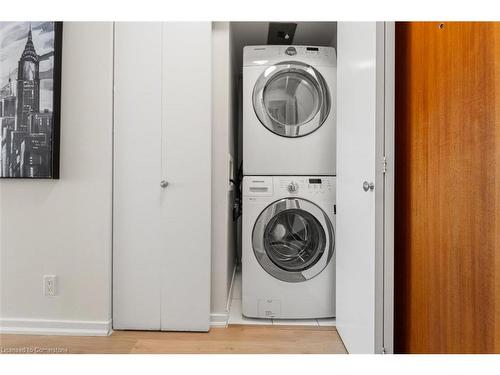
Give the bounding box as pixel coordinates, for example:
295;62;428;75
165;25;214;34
0;22;61;179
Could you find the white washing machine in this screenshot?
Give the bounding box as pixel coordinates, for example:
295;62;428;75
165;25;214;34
243;45;336;176
242;176;335;319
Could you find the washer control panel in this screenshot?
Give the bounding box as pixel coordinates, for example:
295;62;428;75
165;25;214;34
244;176;335;199
244;176;273;197
278;177;335;196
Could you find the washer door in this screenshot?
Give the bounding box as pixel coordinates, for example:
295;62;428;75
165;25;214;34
252;198;334;282
253;62;331;138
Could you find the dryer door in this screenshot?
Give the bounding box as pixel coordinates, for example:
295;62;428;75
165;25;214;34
252;198;334;282
253;62;330;137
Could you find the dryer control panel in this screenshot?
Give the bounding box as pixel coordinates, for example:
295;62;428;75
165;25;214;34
243;45;337;67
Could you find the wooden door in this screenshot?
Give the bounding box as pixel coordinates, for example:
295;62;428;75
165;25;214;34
395;22;500;353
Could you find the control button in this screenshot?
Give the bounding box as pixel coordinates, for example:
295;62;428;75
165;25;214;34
285;47;297;56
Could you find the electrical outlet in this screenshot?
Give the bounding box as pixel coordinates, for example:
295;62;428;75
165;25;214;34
43;275;57;296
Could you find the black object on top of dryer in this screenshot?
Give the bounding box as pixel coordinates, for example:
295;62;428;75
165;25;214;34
267;22;297;45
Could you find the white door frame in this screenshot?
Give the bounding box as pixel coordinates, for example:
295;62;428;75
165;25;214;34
375;21;395;354
382;21;395;354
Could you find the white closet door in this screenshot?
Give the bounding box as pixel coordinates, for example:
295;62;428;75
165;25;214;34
113;22;211;332
336;22;394;353
160;22;212;331
113;22;163;330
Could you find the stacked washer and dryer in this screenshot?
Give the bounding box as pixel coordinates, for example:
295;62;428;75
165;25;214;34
242;45;337;319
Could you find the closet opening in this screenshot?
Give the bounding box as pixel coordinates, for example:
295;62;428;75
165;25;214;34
212;21;338;328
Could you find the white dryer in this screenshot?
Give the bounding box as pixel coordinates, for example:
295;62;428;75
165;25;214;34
243;45;336;176
242;176;335;319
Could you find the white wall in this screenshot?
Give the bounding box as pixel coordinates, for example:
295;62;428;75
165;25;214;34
0;22;114;335
211;22;237;325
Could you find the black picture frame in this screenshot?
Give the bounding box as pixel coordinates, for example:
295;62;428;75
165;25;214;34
52;22;63;180
0;21;63;179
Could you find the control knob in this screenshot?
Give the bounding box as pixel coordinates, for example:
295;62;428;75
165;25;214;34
287;181;299;193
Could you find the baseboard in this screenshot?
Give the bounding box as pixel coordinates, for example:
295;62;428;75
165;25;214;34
210;313;229;328
0;318;112;336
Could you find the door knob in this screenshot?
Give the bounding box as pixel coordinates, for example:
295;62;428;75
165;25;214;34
160;180;169;188
363;181;374;192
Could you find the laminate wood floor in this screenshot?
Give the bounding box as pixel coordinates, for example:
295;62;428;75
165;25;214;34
0;325;347;354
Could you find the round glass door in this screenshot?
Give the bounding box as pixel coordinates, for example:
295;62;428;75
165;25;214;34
252;198;334;282
253;62;330;137
264;208;326;272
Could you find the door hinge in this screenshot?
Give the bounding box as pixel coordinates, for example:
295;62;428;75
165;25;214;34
382;156;388;174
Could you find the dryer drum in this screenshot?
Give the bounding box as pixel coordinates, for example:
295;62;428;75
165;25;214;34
252;62;331;138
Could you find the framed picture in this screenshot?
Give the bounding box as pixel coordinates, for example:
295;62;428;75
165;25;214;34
0;22;62;179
